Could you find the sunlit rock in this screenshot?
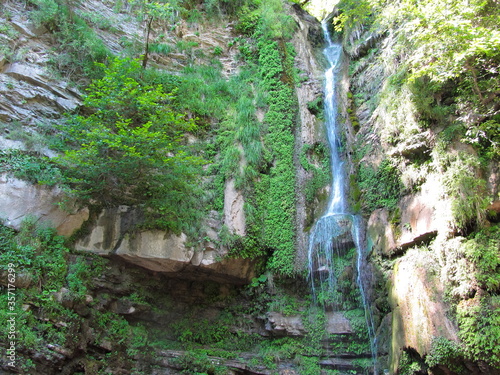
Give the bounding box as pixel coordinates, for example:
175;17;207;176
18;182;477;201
0;174;89;236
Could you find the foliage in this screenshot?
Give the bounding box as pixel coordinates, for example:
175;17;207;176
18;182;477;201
437;150;489;230
253;32;299;275
94;311;130;345
256;337;303;368
56;57;204;233
171;350;229;375
457;295;500;368
0;149;62;185
0;218;68;289
357;158;403;213
398;350;425;375
301;307;326;355
0;220;82;354
296;355;322;375
333;0;374;33
127;0;175;68
338;0;500;160
461;225;500;291
172;310;258;352
300;143;330;204
28;0;110;80
188;3;301;274
426;336;466;373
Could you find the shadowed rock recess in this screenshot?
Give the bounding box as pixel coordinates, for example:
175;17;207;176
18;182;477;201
0;0;499;374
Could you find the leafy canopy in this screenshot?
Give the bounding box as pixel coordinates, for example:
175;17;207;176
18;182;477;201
57;57;204;233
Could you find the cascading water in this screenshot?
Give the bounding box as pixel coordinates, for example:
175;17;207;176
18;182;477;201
308;20;378;374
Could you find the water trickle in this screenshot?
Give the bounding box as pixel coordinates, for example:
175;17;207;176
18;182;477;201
307;20;378;373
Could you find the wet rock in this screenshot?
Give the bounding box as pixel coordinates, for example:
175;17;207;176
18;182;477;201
487;200;500;223
326;312;353;335
388;131;432;161
368;187;447;257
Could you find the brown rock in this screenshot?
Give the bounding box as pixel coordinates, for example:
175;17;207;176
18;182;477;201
388;249;458;373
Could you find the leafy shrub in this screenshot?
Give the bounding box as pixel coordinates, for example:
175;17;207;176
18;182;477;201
171;350;229;375
439;151;489;230
56;57;204;233
457;295;500;368
462;225;500;292
398;350;425;375
357;158;403;212
426;336;466;373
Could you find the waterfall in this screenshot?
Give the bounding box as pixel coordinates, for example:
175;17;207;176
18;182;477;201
307;20;378;374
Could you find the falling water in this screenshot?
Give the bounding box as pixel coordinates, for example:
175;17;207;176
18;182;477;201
308;20;378;373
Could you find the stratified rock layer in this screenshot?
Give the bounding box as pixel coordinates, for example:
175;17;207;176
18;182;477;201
75;206;255;284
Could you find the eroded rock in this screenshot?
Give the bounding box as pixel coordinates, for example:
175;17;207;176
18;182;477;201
75;206;255;284
388;249;458;373
266;312;306;336
0;173;89;236
224;178;246;236
367;175;453;256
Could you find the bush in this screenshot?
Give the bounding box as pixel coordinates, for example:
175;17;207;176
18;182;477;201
56;58;204;233
426;336;466;373
357;158;403;213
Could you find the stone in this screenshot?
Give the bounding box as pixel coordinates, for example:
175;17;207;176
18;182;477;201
290;7;326;267
0;174;89;236
11;21;36;38
487;200;500;222
367;208;398;257
224;178;246;236
0;55;6;71
325;311;353;335
75;206;255;284
116;231;194;273
0;135;25;150
367;176;453;256
265;312;306;336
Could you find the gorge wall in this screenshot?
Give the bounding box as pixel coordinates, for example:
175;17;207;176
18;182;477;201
0;0;499;374
331;0;500;373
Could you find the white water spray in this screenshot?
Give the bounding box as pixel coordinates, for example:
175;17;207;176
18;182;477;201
307;20;378;374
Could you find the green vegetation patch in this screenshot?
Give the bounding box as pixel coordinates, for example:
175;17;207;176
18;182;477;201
357;158;403;213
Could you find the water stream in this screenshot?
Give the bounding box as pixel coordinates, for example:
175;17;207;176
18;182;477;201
307;20;378;374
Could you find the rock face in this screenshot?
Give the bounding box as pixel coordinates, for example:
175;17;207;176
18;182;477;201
224;178;246;236
75;206;255;284
289;3;327;267
0;6;82;127
0;173;88;236
367;175;453;257
388;249;458;373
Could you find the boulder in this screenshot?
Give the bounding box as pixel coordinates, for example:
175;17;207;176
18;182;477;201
266;312;306;337
264;311;353;337
325;311;353;335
